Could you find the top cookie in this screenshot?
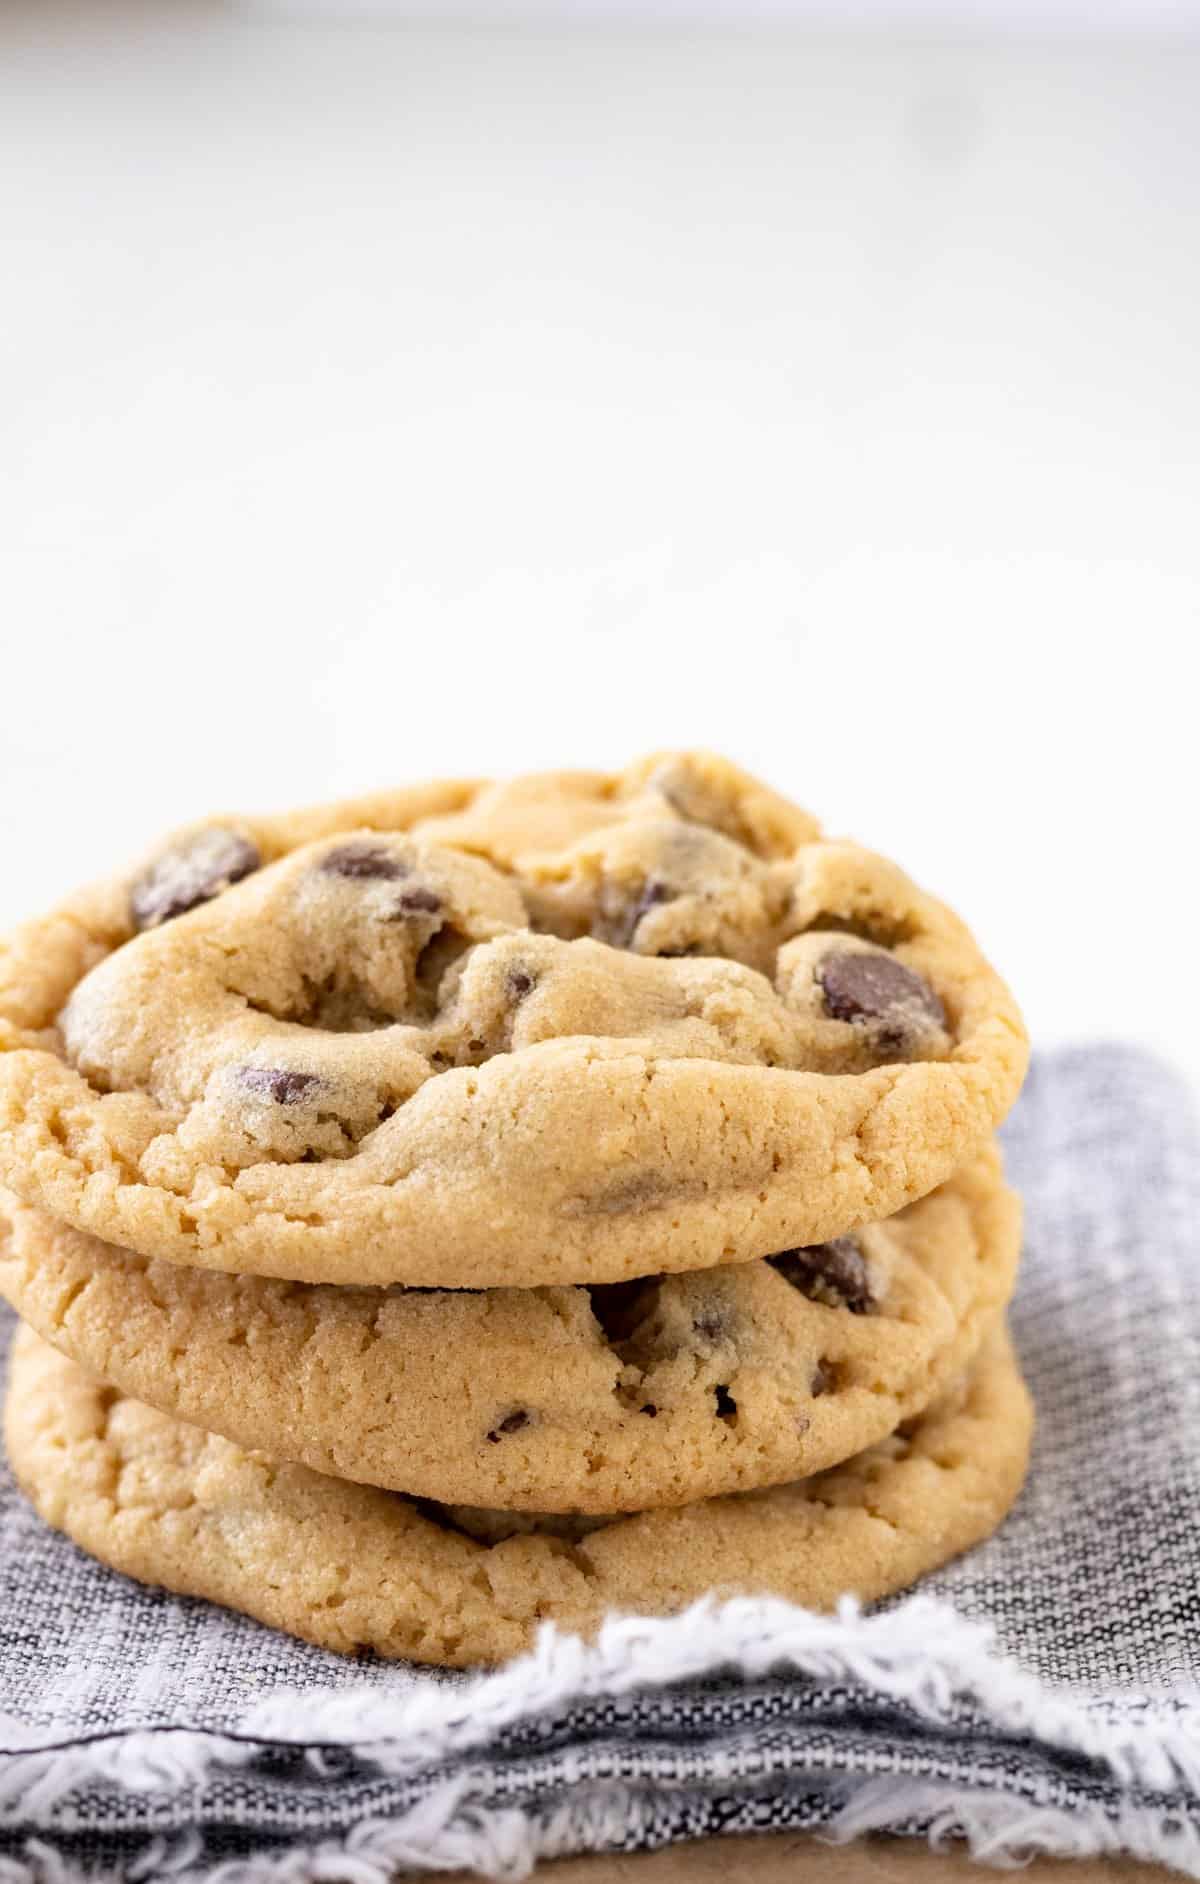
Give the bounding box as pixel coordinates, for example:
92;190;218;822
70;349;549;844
0;754;1027;1286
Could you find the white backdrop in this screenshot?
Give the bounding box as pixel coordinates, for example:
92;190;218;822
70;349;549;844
2;3;1198;1087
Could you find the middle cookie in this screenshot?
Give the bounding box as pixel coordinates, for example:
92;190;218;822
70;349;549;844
0;1146;1017;1514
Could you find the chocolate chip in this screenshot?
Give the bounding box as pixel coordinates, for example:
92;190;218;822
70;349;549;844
486;1410;531;1444
816;950;946;1048
581;1174;674;1217
768;1237;875;1313
693;1306;730;1344
238;1067;322;1105
714;1384;737;1421
131;829;261;929
506;968;535;1000
394;886;442;916
621;878;672;947
811;1360;838;1397
639;1403;658;1418
320;843;409;881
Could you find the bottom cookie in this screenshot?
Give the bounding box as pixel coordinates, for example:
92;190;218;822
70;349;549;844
5;1323;1032;1670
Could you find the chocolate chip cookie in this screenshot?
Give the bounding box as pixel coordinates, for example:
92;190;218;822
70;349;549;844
0;1147;1018;1512
5;1320;1032;1668
0;754;1027;1286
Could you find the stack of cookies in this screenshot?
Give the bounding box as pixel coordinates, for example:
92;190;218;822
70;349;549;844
0;754;1031;1668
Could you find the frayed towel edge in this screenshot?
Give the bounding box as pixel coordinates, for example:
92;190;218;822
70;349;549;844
6;1770;1200;1884
4;1594;1200;1822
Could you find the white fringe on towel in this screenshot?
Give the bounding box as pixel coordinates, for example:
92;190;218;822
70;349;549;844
4;1592;1200;1882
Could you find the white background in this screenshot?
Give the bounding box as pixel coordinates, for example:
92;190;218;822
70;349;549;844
2;3;1198;1088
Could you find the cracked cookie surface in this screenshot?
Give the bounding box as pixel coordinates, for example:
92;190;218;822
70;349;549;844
0;754;1028;1286
4;1321;1032;1669
0;1147;1018;1512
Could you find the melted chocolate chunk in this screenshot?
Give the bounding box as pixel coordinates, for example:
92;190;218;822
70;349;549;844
131;829;260;929
506;967;536;1000
622;877;672;947
320;843;409;881
238;1067;322;1105
393;886;442;916
713;1384;737;1421
817;950;945;1047
486;1410;531;1444
693;1305;731;1344
768;1237;875;1313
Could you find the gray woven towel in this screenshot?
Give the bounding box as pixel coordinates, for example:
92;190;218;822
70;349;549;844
2;1045;1200;1883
